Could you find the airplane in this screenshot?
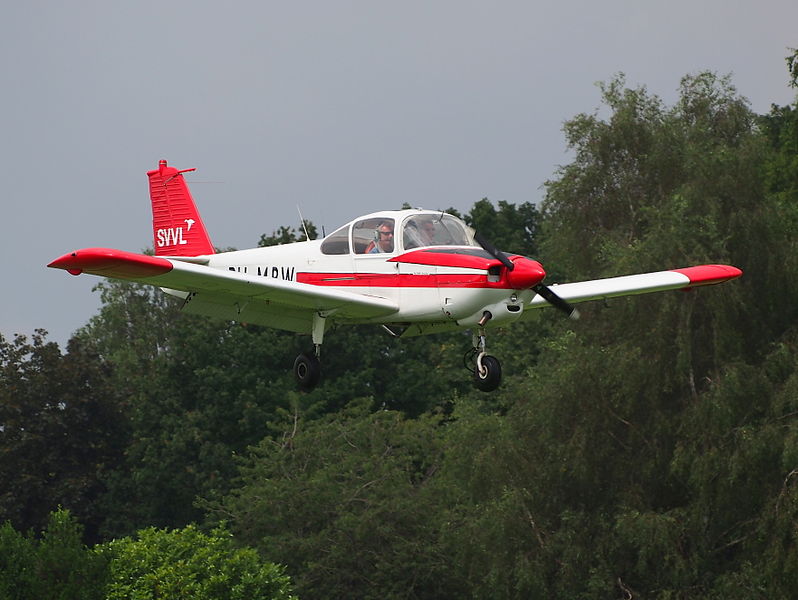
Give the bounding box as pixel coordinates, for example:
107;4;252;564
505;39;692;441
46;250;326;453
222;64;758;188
48;160;743;392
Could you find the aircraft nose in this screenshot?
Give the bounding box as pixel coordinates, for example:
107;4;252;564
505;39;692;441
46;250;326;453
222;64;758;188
506;257;546;289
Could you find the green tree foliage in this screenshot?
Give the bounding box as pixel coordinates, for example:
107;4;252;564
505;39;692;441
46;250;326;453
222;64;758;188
0;509;108;600
259;220;318;246
0;331;126;542
103;524;296;600
426;70;798;598
214;400;462;600
787;47;798;89
81;287;303;536
464;198;541;257
0;510;295;600
541;73;774;383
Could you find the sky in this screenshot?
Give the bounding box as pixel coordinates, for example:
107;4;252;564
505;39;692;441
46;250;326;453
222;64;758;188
2;0;796;349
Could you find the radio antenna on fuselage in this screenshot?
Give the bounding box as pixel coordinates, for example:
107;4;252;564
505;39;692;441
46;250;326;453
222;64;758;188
297;205;311;241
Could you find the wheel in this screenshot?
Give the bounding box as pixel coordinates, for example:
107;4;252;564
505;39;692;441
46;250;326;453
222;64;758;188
473;354;502;392
294;352;321;391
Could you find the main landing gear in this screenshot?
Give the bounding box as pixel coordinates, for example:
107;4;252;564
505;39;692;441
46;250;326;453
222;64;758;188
466;311;502;392
293;312;327;392
294;351;321;391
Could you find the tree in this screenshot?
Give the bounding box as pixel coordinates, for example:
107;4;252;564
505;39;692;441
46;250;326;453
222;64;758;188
259;221;318;247
464;198;541;257
428;70;798;598
103;524;296;600
0;509;108;600
787;47;798;88
214;400;462;599
0;332;126;542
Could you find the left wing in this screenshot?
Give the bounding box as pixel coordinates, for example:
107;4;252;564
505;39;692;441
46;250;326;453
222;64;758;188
523;264;741;313
48;247;399;320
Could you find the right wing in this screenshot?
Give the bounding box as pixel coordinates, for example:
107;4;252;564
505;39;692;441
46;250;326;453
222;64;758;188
523;264;742;312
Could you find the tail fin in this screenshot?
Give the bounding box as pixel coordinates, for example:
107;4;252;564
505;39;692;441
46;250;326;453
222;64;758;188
147;159;215;256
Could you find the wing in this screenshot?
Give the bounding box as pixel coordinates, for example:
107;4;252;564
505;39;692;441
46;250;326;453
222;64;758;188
48;248;399;331
524;265;742;313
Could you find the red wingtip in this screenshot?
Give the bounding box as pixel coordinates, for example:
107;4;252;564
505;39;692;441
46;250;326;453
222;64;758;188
672;264;743;286
48;248;173;279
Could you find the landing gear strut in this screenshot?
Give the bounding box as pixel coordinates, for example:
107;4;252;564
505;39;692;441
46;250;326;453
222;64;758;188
293;312;327;392
466;311;502;392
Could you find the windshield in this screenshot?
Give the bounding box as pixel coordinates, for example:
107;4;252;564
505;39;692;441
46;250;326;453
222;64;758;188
402;213;475;250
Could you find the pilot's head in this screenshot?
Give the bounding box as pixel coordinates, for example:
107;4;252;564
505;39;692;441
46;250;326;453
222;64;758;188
376;222;394;252
420;219;435;242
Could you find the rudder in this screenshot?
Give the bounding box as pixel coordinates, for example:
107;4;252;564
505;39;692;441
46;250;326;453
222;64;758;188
148;159;215;256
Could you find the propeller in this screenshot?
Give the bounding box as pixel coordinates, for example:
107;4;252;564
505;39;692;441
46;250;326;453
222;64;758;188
474;231;580;320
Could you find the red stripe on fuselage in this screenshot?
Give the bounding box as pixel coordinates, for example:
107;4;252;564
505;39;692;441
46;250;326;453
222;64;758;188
388;248;506;270
296;271;513;289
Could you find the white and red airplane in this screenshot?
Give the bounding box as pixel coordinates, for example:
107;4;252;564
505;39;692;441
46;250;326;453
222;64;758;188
49;160;742;392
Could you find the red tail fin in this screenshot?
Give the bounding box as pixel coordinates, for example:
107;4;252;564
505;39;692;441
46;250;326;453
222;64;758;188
147;159;215;256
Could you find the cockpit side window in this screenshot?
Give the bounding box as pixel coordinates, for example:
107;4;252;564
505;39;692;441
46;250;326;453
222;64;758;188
320;225;350;255
353;218;396;254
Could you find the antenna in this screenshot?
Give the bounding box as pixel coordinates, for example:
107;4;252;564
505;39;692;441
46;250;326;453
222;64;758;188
296;205;311;241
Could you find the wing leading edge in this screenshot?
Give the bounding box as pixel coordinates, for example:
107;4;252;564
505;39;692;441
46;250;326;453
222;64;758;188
47;247;399;320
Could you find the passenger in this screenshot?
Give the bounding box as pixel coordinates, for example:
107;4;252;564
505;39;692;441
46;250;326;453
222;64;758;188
419;219;436;245
404;218;436;249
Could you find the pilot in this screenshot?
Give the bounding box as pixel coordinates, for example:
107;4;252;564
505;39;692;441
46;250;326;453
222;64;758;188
369;222;394;253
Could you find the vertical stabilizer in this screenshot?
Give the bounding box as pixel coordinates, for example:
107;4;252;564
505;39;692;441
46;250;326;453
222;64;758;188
147;159;215;256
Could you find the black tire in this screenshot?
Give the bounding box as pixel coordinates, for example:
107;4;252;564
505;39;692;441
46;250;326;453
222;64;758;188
473;354;501;392
294;352;321;391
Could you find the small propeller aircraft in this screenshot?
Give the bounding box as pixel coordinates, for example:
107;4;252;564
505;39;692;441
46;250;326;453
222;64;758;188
49;160;742;392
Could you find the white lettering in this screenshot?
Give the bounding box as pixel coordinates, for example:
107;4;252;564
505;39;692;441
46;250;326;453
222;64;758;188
155;227;188;247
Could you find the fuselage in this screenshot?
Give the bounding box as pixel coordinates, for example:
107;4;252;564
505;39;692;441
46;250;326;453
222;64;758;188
186;209;544;330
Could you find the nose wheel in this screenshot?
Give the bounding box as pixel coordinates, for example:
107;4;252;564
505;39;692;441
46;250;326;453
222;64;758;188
473;353;502;392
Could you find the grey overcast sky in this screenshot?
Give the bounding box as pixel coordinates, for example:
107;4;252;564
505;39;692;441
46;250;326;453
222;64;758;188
2;1;796;348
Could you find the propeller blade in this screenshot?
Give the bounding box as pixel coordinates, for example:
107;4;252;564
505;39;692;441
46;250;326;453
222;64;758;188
533;284;580;320
474;231;515;271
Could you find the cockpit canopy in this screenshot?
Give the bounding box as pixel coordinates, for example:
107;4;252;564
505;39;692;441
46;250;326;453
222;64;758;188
320;211;477;255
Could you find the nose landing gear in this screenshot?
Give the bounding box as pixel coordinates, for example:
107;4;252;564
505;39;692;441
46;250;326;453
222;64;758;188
465;311;502;392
